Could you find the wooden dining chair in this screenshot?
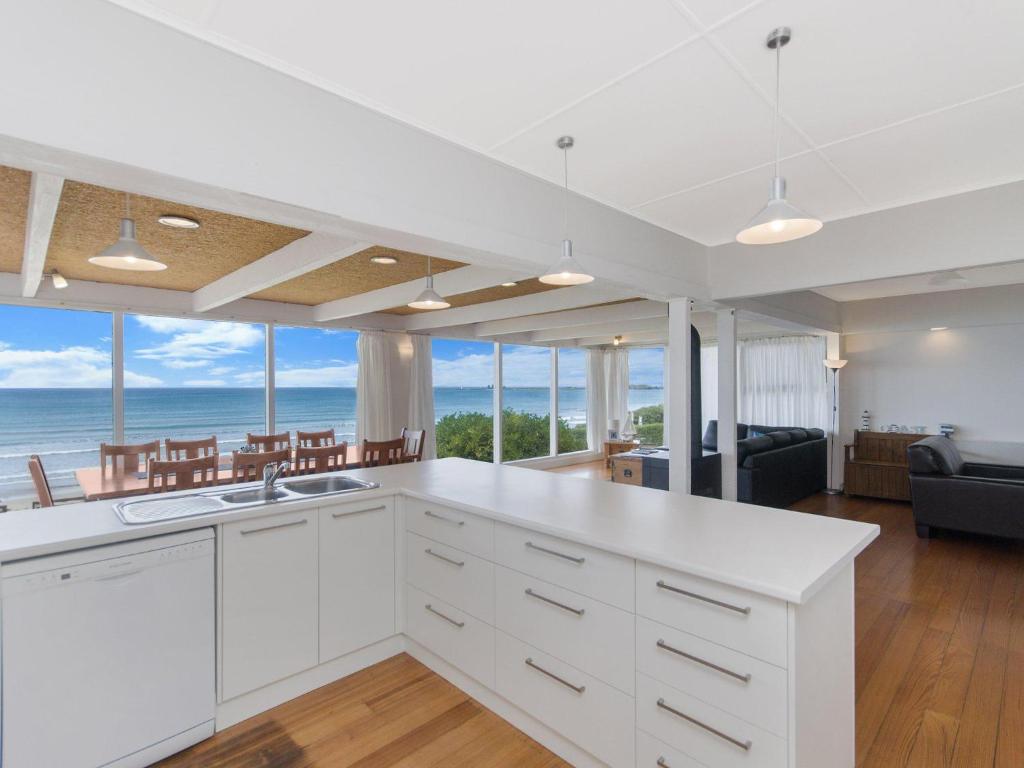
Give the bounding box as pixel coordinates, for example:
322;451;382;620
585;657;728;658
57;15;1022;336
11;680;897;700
28;455;86;509
400;427;426;463
294;443;348;475
147;455;219;493
296;428;336;447
165;436;218;460
231;448;291;483
361;438;405;468
246;432;292;452
100;441;161;473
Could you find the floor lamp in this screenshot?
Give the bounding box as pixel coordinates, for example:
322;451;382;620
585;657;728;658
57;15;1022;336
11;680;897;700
823;358;848;495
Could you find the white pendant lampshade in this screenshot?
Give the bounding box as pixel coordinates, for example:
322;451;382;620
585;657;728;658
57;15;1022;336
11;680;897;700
407;256;450;310
540;136;594;286
89;194;167;271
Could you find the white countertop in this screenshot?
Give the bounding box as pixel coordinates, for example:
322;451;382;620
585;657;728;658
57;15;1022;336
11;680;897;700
0;458;878;603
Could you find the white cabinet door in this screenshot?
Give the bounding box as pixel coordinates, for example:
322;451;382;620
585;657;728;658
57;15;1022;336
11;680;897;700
319;499;396;663
221;510;318;701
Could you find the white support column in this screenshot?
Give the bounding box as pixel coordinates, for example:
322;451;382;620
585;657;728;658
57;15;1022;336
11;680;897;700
667;298;692;494
112;311;124;444
493;342;503;464
550;348;559;457
265;322;276;434
662;347;670;448
717;309;738;501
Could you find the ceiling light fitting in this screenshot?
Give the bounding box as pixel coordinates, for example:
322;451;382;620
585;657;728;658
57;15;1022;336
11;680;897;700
89;194;167;271
928;271;968;286
157;214;200;229
736;27;823;245
613;335;622;346
540;136;594;286
930;327;949;332
50;271;68;290
408;255;450;310
501;281;517;287
370;254;399;265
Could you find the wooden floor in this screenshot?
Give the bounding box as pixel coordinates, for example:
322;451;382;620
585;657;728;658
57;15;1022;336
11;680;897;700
159;460;1024;767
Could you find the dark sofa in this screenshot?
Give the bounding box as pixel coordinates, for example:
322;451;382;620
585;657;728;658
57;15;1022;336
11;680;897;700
907;435;1024;540
703;420;827;507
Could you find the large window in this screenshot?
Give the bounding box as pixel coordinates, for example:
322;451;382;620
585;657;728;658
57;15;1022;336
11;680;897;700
557;348;587;454
275;326;359;444
124;315;266;453
628;347;665;445
432;339;495;461
0;305;113;503
501;344;551;462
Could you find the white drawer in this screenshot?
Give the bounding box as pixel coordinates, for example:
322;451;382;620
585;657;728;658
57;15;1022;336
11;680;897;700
494;630;635;768
493;522;634;611
494;565;634;695
637;730;708;768
404;497;493;559
406;532;494;624
405;584;494;688
636;562;788;667
637;673;786;768
637;616;788;737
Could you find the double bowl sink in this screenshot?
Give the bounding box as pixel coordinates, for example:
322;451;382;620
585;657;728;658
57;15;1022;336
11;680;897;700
114;475;380;525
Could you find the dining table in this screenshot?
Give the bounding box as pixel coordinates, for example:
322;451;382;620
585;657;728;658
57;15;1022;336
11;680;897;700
75;445;365;501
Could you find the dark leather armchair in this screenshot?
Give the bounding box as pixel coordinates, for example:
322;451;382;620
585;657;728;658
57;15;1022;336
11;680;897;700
907;436;1024;540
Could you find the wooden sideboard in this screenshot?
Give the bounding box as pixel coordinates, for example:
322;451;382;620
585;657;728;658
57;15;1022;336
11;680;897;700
844;431;926;501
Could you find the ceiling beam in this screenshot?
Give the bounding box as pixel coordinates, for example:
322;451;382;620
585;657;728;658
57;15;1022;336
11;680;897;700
314;264;531;322
191;233;368;312
20;172;64;298
474;298;666;337
529;316;668;343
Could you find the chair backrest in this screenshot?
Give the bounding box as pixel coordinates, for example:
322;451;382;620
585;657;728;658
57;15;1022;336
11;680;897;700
400;428;426;462
100;441;161;473
362;438;405;468
28;455;54;508
296;428;336;448
165;436;218;460
148;455;219;493
232;448;291;483
294;442;348;475
246;432;292;452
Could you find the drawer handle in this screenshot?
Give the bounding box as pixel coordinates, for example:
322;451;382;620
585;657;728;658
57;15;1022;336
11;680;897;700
656;698;752;752
332;504;386;518
656;639;752;683
525;541;585;565
424;509;464;526
425;548;465;567
656;579;751;615
525;588;585;616
240;518;307;536
656;759;670;768
425;603;465;628
525;657;586;694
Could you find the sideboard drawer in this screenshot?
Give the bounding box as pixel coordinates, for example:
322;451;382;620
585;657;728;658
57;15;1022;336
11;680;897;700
494;565;634;695
406;532;494;623
637;730;708;768
495;630;635;768
404;497;493;559
493;522;634;611
405;584;494;688
637;673;786;768
636;616;787;737
636;562;788;667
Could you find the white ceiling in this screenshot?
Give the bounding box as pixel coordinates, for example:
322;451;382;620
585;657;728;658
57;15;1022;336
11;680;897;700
812;261;1024;302
108;0;1024;246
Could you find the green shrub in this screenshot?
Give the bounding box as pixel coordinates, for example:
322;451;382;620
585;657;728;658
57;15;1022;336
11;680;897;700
436;410;590;462
634;404;663;424
637;423;663;445
436;411;494;462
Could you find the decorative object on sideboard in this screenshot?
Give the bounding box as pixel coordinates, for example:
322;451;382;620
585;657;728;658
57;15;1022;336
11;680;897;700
860;410;871;431
823;359;848;495
608;419;620;441
939;423;955;438
621;410;636;440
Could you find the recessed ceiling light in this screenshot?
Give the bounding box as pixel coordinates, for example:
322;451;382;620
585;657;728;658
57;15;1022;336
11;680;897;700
370;255;398;265
157;214;200;229
501;282;517;287
930;326;949;332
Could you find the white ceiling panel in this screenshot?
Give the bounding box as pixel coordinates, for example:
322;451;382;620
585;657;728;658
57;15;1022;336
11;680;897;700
635;150;863;244
711;0;1024;146
494;37;808;209
676;0;767;29
823;86;1024;207
813;260;1024;302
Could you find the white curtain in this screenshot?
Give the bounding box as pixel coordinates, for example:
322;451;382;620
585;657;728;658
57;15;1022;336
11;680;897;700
408;334;437;460
605;348;631;437
356;330;395;444
585;349;608;451
737;335;828;430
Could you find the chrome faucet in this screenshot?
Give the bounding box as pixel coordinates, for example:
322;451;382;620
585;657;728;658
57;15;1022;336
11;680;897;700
263;461;291;490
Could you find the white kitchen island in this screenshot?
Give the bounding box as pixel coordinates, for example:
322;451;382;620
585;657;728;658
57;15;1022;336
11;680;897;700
0;458;878;768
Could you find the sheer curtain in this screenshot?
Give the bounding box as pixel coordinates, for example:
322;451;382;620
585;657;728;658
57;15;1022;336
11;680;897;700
737;335;828;430
356;330;394;444
605;348;631;436
585;349;608;451
408;334;437;460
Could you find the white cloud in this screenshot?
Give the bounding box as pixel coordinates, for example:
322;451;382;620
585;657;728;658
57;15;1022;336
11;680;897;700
433;352;494;387
163;359;210;369
208;366;234;376
125;370;164;387
0;345;160;388
499;345;552;388
183;379;227;387
132;315;264;367
259;362;360;387
627;348;666;387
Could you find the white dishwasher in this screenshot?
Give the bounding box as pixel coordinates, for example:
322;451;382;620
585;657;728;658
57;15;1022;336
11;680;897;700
1;528;216;768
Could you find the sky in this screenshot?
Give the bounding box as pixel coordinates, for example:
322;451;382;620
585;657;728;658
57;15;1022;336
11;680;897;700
0;304;665;388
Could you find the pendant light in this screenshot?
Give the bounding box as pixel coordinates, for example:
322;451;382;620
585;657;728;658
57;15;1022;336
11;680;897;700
407;255;450;310
540;136;594;285
736;27;822;245
89;193;167;271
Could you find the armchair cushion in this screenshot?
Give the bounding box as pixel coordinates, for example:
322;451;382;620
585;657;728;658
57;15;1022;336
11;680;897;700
907;435;965;476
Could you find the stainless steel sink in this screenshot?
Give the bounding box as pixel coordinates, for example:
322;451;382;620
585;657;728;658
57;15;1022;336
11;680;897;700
283;476;378;495
217;488;290;505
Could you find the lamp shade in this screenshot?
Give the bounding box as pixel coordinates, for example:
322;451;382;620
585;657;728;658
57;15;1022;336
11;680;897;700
736;177;822;245
824;358;848;370
89;219;167;271
407;275;450;310
539;239;594;286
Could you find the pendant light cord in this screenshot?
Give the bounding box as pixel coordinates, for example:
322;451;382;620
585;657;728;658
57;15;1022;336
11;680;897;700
563;146;570;239
773;39;782;178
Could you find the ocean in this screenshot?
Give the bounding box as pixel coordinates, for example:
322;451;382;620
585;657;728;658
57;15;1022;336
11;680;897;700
0;386;663;500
